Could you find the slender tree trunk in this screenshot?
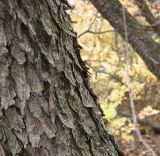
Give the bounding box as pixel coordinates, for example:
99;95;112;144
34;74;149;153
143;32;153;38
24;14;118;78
91;0;160;79
0;0;122;155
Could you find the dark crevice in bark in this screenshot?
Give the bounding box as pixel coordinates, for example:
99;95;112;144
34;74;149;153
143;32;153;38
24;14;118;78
70;130;84;156
45;0;61;33
17;0;23;9
86;135;95;156
72;37;89;79
34;20;52;48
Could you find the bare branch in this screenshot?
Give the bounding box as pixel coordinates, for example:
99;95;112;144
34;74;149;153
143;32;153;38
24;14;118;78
77;13;114;38
78;29;115;38
122;6;157;156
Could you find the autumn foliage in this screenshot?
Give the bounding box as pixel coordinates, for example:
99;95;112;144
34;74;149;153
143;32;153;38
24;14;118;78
71;0;160;155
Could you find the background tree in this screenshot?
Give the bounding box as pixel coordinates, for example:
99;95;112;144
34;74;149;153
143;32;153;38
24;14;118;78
0;0;123;156
91;0;160;79
77;0;160;155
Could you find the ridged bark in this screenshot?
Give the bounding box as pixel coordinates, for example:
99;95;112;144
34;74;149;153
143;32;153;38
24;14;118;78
0;0;122;155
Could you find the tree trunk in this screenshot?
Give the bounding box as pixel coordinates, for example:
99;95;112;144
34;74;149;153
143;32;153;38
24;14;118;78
0;0;122;155
90;0;160;79
135;0;160;37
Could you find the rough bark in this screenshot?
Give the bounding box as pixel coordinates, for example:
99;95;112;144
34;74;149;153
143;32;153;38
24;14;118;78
90;0;160;79
0;0;122;156
136;0;160;36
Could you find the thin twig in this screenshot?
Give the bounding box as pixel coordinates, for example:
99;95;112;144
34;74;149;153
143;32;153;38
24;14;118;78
122;6;157;156
78;29;115;38
77;13;114;38
95;69;125;86
103;30;121;95
114;30;119;54
77;13;98;38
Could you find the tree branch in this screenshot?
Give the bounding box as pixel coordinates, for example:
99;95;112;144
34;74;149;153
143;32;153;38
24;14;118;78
90;0;160;79
122;6;157;156
77;12;115;38
78;29;115;38
135;0;160;36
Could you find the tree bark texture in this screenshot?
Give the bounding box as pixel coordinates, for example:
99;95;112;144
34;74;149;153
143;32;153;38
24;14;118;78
0;0;122;156
90;0;160;79
136;0;160;37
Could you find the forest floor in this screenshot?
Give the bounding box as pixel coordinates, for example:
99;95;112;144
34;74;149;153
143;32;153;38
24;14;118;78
116;130;160;156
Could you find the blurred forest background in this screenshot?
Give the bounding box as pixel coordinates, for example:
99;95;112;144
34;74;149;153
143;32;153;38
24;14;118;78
70;0;160;155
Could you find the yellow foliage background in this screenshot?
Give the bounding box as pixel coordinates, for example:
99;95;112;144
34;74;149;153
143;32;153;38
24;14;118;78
70;0;160;142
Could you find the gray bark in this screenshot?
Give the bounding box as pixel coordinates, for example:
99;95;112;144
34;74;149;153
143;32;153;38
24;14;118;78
0;0;122;156
90;0;160;79
136;0;160;36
